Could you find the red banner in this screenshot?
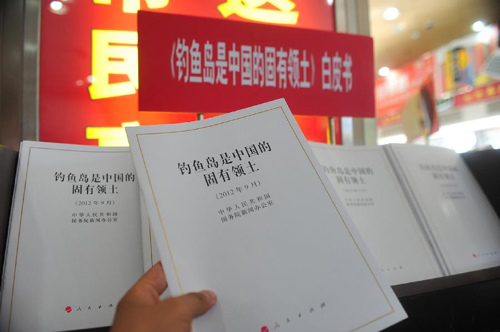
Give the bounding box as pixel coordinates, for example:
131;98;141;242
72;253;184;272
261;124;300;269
455;81;500;107
39;0;334;146
138;12;374;117
375;55;435;128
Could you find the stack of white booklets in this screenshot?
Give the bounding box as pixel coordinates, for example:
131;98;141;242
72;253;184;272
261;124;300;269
0;144;155;332
3;98;500;331
311;143;500;284
125;99;406;332
8;98;500;331
385;144;500;275
0;100;408;331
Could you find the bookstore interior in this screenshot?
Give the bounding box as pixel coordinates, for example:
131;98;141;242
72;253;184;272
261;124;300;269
1;0;500;331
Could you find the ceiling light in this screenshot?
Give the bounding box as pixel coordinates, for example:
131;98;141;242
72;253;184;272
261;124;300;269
50;1;63;11
472;20;485;32
378;67;390;77
383;7;400;21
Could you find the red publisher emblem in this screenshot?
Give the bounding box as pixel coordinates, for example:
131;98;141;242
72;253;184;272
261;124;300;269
473;253;477;258
65;306;72;313
261;326;269;332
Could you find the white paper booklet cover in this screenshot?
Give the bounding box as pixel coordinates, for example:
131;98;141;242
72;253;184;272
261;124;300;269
0;142;145;332
385;144;500;274
140;191;157;271
140;192;170;299
310;143;444;285
126;99;406;332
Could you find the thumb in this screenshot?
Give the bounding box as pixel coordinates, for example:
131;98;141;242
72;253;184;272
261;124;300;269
133;262;167;296
172;290;217;319
122;262;167;305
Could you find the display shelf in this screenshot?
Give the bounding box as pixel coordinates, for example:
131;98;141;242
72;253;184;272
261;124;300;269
0;146;18;281
74;267;500;332
393;266;500;297
387;267;500;331
461;149;500;219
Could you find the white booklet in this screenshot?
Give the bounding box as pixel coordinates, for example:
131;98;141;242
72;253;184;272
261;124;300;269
0;142;149;332
385;143;500;275
310;143;444;285
126;99;406;332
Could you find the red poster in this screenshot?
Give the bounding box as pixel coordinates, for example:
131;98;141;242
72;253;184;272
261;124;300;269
375;55;435;127
138;12;374;118
455;81;500;107
39;0;334;145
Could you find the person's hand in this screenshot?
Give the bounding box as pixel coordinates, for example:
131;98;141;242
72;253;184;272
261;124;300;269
111;262;217;332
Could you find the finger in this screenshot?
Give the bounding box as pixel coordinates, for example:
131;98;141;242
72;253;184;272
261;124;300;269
132;262;168;296
174;290;217;319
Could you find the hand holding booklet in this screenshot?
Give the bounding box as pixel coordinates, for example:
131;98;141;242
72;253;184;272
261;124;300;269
0;99;406;331
126;99;406;332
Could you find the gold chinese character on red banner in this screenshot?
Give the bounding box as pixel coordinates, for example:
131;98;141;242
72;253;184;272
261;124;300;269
218;0;299;24
86;121;139;146
93;0;169;14
88;30;138;100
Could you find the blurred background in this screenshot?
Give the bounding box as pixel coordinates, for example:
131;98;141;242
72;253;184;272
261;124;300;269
1;0;500;152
